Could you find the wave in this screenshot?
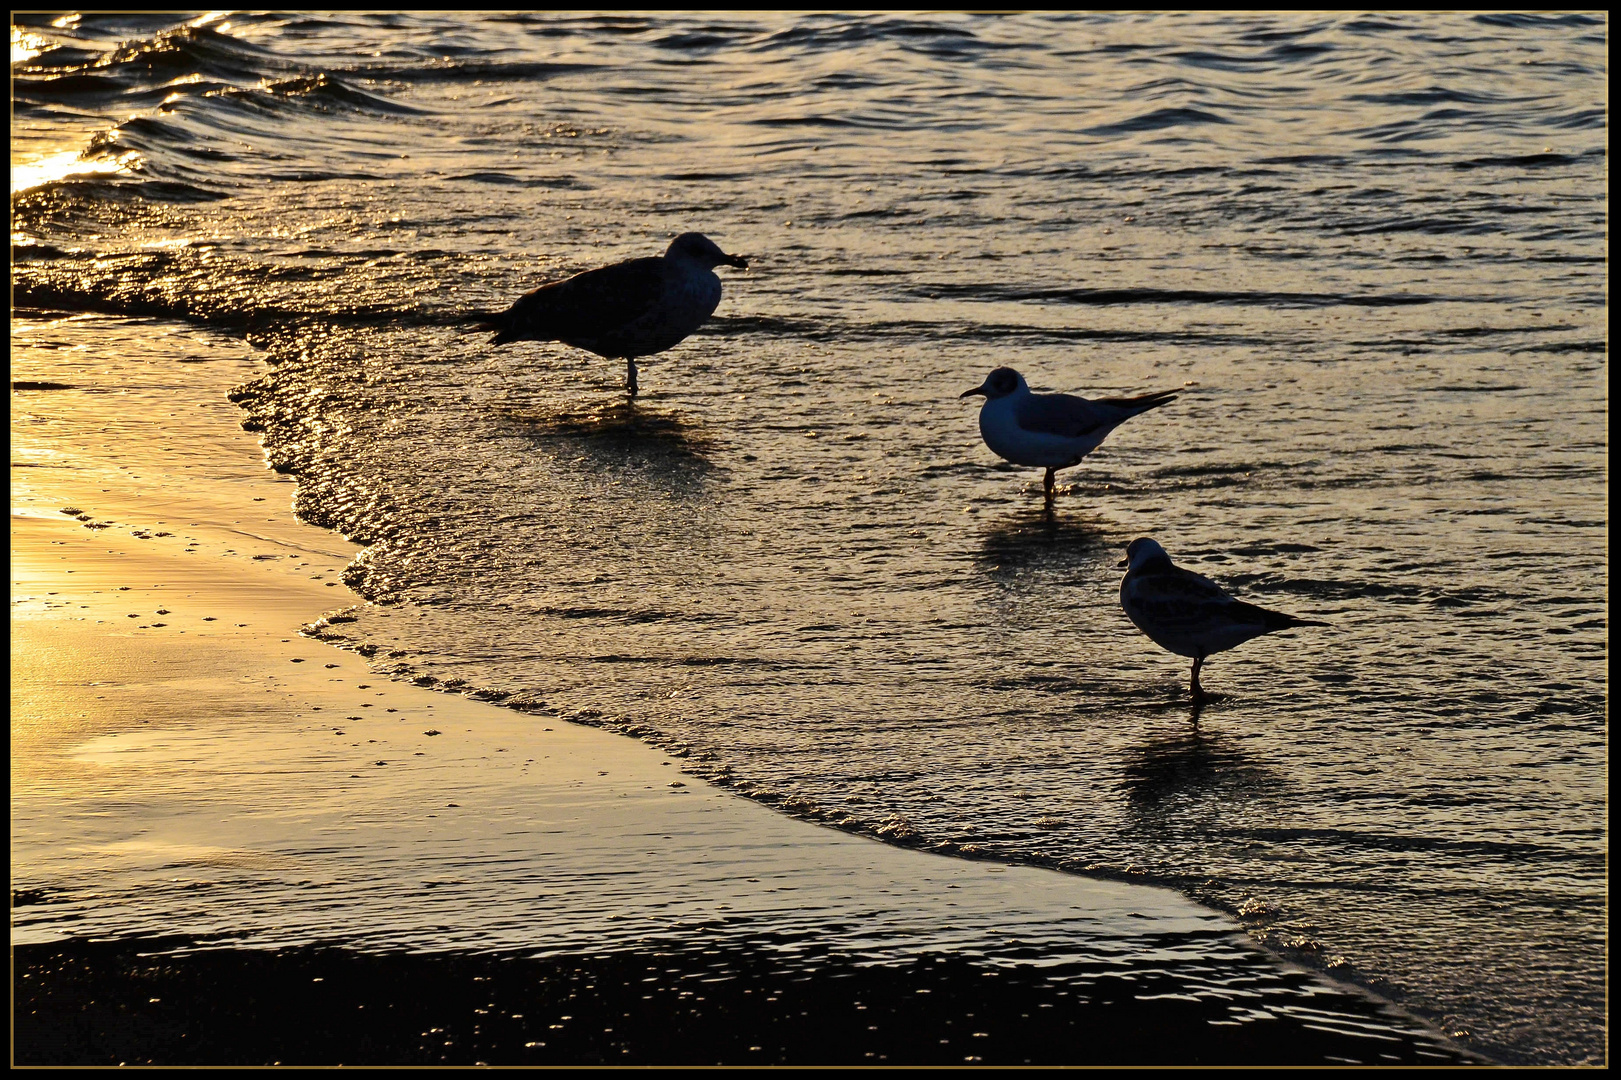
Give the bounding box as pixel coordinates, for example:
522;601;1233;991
1347;86;1509;107
1452;151;1587;170
905;283;1435;308
331;59;603;84
16;176;228;205
1472;12;1605;29
1083;106;1233;137
11;263;455;333
447;171;587;188
208;74;423;116
13;17;424;198
761;16;982;52
17;25;291;95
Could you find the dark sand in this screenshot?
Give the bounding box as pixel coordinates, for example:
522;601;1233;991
16;935;1477;1066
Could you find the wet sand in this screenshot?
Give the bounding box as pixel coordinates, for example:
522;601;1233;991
17;934;1475;1067
10;313;1478;1065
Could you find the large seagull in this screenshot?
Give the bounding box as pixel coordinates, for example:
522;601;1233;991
476;232;747;398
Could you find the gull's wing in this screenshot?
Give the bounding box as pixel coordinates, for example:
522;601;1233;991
1126;566;1265;631
1131;565;1232;607
1014;391;1115;438
485;257;669;346
1129;567;1325;637
1016;388;1178;438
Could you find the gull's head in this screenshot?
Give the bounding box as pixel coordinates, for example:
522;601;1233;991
667;231;748;269
1120;536;1173;571
959;366;1025;401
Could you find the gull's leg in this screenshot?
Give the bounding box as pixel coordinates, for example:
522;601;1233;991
1043;467;1056;506
1190;655;1205;704
626;358;639;399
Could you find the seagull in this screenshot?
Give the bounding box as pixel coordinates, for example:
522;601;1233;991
1118;537;1328;703
474;232;748;398
960;367;1178;505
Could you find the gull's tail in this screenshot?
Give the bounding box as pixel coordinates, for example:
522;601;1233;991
1227;597;1330;632
1257;606;1330;631
1096;388;1180;417
463;309;515;345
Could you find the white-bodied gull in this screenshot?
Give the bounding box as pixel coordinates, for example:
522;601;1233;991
960;367;1178;505
475;232;747;397
1119;537;1328;703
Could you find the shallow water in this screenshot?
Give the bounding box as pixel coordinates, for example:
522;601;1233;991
11;11;1607;1064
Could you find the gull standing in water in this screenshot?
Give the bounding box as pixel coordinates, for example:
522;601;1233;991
474;232;748;398
1119;537;1328;703
960;367;1178;506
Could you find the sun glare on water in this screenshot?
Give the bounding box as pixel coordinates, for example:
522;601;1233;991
11;149;140;196
11;26;52;64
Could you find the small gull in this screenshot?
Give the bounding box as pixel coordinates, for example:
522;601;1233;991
960;367;1178;505
1119;537;1328;703
475;232;747;398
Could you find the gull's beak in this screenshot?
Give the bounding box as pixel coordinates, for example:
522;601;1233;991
960;382;989;399
1115;555;1130;568
724;253;749;269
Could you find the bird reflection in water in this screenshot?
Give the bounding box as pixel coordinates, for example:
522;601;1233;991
1120;721;1282;811
976;506;1111;579
497;400;719;484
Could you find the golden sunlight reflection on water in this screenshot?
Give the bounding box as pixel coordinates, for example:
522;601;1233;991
12;27;52;64
11;148;139;195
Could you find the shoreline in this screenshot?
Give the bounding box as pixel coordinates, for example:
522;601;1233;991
10;312;1478;1064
